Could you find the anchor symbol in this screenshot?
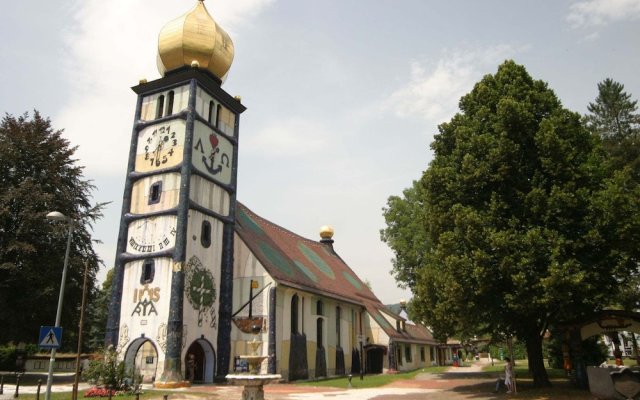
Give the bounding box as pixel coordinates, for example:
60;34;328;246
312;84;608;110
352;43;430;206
199;134;229;176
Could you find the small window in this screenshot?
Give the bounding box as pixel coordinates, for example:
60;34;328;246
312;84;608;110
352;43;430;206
156;95;165;119
291;294;299;334
316;300;324;316
141;259;155;284
316;318;324;348
166;91;175;116
397;347;403;365
201;220;211;248
145;356;154;364
405;345;412;362
149;181;162;205
215;104;222;127
420;347;425;362
208;101;215;124
336;307;341;347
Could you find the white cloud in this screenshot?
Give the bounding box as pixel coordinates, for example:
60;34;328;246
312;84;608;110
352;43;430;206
385;45;519;126
242;117;331;157
567;0;640;28
55;0;274;176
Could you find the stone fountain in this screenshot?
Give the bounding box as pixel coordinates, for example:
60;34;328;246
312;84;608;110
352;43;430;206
226;325;281;400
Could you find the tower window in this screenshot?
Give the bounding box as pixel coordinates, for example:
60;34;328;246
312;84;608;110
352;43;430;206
156;95;165;119
201;220;211;248
148;181;162;205
166;90;175;116
141;259;155;284
215;104;221;128
208;101;215;124
316;300;323;316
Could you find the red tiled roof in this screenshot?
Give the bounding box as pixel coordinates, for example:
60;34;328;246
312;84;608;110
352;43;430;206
234;202;438;346
235;202;380;305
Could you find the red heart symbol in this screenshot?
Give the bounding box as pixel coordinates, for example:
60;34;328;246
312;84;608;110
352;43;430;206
209;134;219;149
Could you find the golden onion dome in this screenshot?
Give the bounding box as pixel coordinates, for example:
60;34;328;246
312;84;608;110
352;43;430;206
157;0;234;82
319;225;334;240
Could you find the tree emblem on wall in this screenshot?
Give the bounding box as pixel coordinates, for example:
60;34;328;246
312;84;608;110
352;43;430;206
185;255;217;328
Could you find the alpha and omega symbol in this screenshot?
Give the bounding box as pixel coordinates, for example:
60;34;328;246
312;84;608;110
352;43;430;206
194;133;230;176
131;284;160;317
185;255;217;328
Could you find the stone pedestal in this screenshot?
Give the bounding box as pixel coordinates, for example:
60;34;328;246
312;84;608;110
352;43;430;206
225;374;281;400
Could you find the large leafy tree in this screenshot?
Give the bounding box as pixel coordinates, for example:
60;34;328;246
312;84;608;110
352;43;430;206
0;111;103;350
382;61;634;387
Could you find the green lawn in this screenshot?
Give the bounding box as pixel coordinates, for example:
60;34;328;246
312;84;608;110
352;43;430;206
295;366;447;389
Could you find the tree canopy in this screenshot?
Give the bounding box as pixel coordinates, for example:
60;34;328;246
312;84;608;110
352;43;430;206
382;61;640;387
0;111;103;350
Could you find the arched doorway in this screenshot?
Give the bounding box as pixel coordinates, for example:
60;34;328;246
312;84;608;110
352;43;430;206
185;339;216;383
124;338;158;383
364;345;385;373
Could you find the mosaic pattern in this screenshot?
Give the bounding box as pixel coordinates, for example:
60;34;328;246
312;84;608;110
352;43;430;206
258;241;295;277
342;271;362;290
294;260;318;282
185;255;217;327
238;208;264;235
298;243;335;279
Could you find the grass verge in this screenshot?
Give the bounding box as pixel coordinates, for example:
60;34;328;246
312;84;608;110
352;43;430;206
295;366;447;389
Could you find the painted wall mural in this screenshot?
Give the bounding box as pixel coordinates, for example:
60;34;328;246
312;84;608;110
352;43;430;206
132;284;161;317
185;255;218;328
135;120;186;173
127;216;177;254
192;121;233;185
117;324;130;354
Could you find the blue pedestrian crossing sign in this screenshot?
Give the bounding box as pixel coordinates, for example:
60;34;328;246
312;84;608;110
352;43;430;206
39;326;63;349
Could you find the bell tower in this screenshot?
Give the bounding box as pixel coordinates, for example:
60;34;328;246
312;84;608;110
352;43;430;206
106;0;245;386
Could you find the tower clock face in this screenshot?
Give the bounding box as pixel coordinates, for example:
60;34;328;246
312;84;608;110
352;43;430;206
135;121;185;173
127;216;177;254
192;121;234;185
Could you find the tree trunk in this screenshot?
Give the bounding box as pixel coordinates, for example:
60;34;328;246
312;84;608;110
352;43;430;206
525;332;551;387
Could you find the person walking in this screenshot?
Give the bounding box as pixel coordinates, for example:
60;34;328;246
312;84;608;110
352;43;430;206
504;357;514;394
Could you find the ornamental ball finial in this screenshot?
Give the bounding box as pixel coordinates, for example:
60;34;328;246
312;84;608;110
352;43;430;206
320;225;334;240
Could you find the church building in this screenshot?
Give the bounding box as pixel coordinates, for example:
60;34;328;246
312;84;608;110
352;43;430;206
105;0;450;387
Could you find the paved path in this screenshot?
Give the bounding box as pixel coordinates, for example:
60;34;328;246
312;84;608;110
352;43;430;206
2;360;596;399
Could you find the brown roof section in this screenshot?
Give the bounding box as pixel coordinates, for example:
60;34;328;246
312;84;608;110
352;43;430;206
364;302;439;345
235;202;380;305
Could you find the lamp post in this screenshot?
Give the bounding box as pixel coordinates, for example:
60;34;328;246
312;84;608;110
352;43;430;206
45;211;74;400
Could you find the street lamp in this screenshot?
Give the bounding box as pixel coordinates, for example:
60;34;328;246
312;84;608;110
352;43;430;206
45;211;74;400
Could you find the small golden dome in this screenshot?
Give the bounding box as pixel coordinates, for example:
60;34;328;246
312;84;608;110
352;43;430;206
157;0;234;82
319;225;334;240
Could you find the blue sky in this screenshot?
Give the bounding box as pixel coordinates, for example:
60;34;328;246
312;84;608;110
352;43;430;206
2;0;639;304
